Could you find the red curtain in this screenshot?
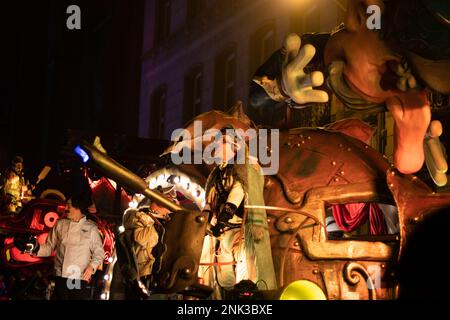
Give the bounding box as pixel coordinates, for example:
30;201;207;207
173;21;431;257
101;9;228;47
332;203;387;235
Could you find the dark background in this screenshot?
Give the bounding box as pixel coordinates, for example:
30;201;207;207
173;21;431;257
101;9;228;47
2;0;146;177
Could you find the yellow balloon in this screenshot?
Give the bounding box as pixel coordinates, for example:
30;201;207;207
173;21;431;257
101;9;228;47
280;280;327;300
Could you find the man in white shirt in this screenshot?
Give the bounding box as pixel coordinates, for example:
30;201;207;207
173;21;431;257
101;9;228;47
34;195;105;300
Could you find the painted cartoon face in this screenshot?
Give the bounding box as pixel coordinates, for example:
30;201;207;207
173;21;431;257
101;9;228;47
323;0;432;174
324;1;404;104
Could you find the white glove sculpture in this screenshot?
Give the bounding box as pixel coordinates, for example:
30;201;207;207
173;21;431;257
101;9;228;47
281;33;329;105
252;33;328;106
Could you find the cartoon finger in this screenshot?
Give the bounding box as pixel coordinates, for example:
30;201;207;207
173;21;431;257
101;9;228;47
425;149;448;186
424;139;448;186
428;120;443;138
282;33;301;64
397;77;407;92
407;74;417;89
292;89;329;104
390;61;406;76
426;121;447;174
426;137;448;173
310;71;324;87
290;44;316;71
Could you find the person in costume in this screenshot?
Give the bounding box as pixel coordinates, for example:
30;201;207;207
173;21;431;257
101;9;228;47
202;126;277;297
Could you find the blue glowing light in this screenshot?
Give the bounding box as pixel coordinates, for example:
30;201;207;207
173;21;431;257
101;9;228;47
74;145;90;163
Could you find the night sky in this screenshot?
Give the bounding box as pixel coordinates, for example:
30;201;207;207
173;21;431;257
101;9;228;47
2;1;145;177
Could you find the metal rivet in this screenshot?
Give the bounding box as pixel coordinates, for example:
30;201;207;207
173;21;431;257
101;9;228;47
334;177;339;182
347;147;351;151
391;171;395;176
294;241;299;247
365;145;369;149
411;176;417;180
389;183;394;188
196;216;205;223
381;264;386;269
299;134;303;138
182;268;191;275
267;218;271;223
285;217;293;224
331;161;336;166
339;144;343;148
312;269;319;275
296;143;301;147
340;171;344;175
302;141;305;144
307;136;311;140
286;142;291;147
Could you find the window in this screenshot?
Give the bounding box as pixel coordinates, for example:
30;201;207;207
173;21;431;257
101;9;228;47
214;45;237;110
155;0;171;45
149;86;167;139
325;202;399;241
183;66;203;124
249;22;276;77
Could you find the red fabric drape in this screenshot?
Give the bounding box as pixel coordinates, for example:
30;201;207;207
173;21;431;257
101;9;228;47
332;203;387;235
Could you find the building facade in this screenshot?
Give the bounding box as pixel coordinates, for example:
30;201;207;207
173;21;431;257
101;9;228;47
139;0;397;160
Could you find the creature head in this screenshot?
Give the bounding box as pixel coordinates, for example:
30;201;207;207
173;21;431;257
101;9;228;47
325;0;450;101
324;0;449;174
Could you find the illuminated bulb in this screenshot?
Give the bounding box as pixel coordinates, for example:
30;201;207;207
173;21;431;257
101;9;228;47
118;226;125;233
104;275;110;281
179;176;188;189
128;201;138;209
108;257;114;263
100;293;107;300
184;180;191;189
